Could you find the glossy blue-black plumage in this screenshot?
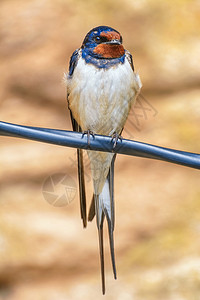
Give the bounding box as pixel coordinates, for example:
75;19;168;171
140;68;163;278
68;49;79;77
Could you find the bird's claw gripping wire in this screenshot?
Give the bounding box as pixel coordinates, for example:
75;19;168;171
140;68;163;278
111;132;122;148
82;129;95;145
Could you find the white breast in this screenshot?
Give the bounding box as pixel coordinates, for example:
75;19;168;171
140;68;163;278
67;54;142;194
67;55;142;136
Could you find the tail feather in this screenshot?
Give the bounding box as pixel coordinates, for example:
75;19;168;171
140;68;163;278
69;110;87;228
108;154;116;230
94;194;105;294
99;221;105;294
94;167;117;293
104;209;117;279
88;194;95;222
77;149;87;228
89;155;116;223
106;154;117;279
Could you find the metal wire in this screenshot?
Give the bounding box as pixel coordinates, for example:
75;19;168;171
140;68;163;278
0;121;199;170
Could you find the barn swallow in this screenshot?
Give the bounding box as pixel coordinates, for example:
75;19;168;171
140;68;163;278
65;25;142;294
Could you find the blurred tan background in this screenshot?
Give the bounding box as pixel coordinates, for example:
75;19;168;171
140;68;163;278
0;0;200;299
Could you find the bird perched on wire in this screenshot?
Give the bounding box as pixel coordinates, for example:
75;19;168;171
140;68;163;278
65;25;142;294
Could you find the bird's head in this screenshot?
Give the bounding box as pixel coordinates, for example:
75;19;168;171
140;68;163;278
81;26;125;59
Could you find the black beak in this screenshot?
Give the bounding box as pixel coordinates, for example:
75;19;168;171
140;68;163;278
106;39;121;45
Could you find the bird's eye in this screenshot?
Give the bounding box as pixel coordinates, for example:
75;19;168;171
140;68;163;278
95;36;101;42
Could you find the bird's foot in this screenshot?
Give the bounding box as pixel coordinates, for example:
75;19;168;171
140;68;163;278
82;129;95;145
111;132;122;148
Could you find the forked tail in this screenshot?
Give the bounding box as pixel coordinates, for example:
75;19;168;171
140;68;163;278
93;156;116;294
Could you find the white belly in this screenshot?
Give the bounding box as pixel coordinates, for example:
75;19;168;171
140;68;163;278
67;56;142;136
67;56;142;194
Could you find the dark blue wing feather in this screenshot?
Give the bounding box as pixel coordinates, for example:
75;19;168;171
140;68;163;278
68;49;80;77
125;50;134;71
